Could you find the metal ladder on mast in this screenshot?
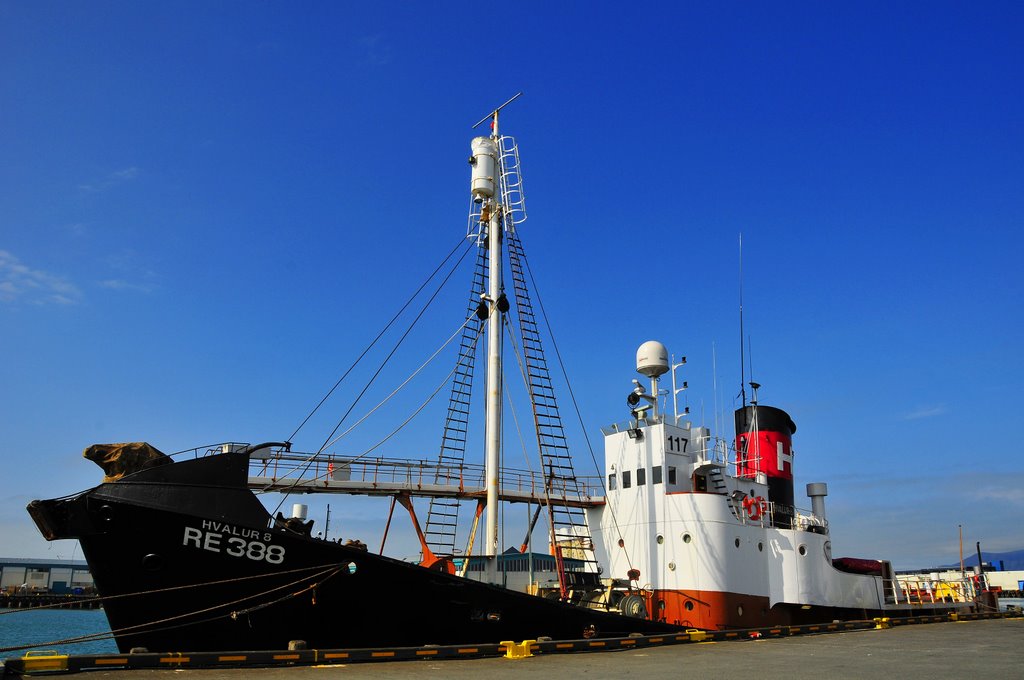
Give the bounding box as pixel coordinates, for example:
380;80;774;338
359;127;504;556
422;245;489;557
506;226;601;594
498;136;527;225
432;132;525;560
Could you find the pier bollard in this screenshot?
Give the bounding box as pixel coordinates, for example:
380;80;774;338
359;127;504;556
501;640;535;659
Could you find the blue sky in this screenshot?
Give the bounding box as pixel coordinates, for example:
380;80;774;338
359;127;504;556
1;2;1021;570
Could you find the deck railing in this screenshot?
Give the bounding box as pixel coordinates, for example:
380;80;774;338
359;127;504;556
187;443;604;500
892;576;975;605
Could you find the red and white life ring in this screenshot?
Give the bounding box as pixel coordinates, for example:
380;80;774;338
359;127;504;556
743;495;767;521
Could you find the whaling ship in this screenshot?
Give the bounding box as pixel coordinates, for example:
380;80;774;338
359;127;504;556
28;97;971;653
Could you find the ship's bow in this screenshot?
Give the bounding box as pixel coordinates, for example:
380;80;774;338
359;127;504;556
28;490;98;541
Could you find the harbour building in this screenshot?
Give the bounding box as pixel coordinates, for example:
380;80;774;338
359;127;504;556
0;557;94;594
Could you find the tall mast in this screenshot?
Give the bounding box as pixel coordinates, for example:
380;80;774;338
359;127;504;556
470;93;520;576
483;109;503;565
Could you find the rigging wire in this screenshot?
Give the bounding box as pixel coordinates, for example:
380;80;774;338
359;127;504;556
502;317;536;477
314;238;475;456
0;563;339;619
501;321;536;475
264;237;476;514
605;435;639;577
513;232;645;578
322;319;482;459
286;234;473;445
0;564;342;653
512;233;602;481
263;316;480;512
502;317;551;556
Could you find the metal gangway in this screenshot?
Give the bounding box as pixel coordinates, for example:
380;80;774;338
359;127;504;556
247;449;604;509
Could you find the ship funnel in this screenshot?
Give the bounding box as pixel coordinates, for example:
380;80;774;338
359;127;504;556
735;402;797;528
291;504;308;520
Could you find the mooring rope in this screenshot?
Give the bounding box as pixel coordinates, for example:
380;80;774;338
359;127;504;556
0;563;344;653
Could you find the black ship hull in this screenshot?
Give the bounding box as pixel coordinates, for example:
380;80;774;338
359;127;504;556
29;450;679;653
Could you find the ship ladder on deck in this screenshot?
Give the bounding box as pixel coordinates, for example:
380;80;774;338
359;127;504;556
707;465;729;494
506;227;600;596
422;245;489;558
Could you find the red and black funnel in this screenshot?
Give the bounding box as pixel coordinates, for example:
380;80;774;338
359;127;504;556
734;404;797;528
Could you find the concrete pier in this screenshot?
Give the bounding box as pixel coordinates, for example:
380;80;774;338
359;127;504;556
6;617;1021;679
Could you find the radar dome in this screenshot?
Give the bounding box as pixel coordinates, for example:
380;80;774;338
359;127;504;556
636;341;669;378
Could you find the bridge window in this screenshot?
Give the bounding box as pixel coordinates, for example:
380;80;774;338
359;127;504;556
622;471;632;489
608;473;617;490
637;468;646;486
668;466;677;484
652;465;663;484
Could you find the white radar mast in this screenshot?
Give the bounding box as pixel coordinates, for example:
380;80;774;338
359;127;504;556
469;93;521;582
632;340;668;422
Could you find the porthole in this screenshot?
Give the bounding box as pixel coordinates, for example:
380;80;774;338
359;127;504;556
668;562;676;571
798;545;807;556
618;538;625;548
682;533;692;544
346;561;358;574
823;541;832;560
685;600;694;611
758;542;763;552
737;605;744;617
656;535;664;545
734;537;741;548
142;553;164;571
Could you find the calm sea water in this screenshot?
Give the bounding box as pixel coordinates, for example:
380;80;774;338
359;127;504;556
1000;597;1023;611
0;608;117;657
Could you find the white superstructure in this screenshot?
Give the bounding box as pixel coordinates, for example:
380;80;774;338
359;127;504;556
584;341;967;629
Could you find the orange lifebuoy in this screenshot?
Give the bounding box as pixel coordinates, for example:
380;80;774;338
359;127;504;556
743;495;767;521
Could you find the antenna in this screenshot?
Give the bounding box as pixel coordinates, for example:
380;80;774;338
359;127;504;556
670;353;688;425
748;335;755;398
738;233;746;409
712;341;721;436
472;92;523;130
